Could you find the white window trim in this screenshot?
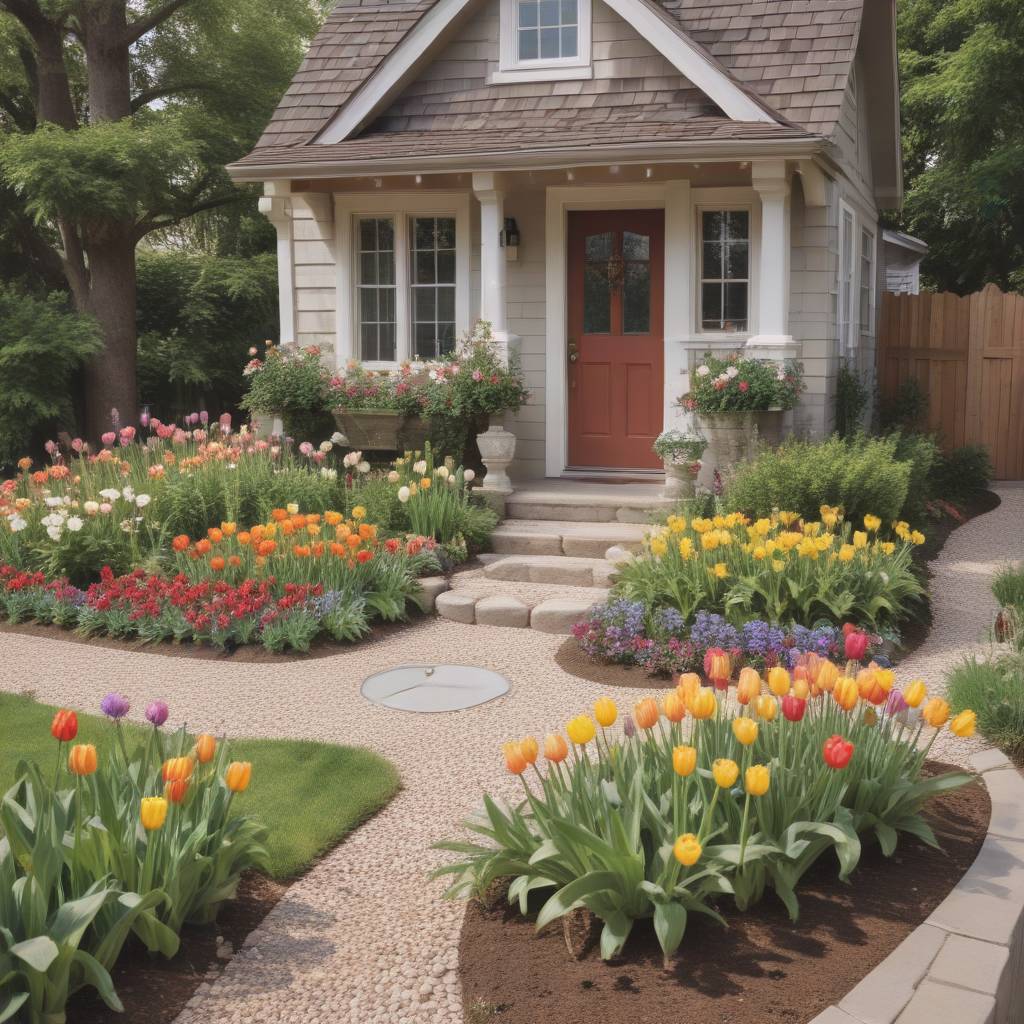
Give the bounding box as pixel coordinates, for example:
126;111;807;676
491;0;592;83
695;204;753;337
333;192;471;370
859;225;876;338
838;198;856;358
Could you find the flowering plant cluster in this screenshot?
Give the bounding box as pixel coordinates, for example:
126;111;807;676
615;507;924;631
680;351;804;413
240;342;332;421
0;696;264;1021
385;444;477;548
572;602;884;676
435;656;975;966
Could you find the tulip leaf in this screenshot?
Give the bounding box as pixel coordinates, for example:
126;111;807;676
598;911;633;960
535;871;622;931
9;935;59;973
653;900;687;957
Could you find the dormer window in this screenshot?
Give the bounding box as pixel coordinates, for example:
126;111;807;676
493;0;592;83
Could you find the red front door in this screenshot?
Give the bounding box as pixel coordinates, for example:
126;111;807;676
567;209;664;470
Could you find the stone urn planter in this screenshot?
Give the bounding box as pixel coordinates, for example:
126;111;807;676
249;412;284;439
753;407;786;448
333;409;402;450
397;415;431;452
699;410;758;472
476;424;516;493
663;461;699;499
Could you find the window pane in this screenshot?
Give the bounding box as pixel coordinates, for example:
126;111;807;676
378;322;396;363
414;250;435;284
518;28;538;59
539;0;559;25
378;287;395;325
701;282;722;329
359;218;378;251
439;321;456;355
725;210;749;241
702;210;724;242
518;0;538;25
560;0;577;22
377;218;394;251
702;241;722;279
360;251;377;285
623;261;650;334
724;282;748;330
360;323;377;361
414;323;437;359
357;217;396;362
560;25;577;56
438;286;455;322
359;287;378;322
585;231;612;261
414;218;435;250
725;240;748;279
539;26;559;58
377;251;394;285
436;250;456;285
414;287;435;322
583;232;613;334
623;231;649;260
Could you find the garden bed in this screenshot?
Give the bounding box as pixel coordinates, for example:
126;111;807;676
458;765;989;1024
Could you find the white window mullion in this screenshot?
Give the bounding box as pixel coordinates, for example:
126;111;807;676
395;214;411;364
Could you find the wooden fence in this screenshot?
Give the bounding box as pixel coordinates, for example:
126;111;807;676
878;283;1024;480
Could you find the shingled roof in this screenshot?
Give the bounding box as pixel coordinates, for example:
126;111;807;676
238;0;866;171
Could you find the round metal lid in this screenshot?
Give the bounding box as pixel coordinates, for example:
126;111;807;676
360;664;510;713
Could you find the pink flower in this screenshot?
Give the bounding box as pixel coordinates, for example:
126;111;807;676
192;430;206;442
101;432;116;447
738;380;749;392
156;424;173;440
219;413;232;432
99;502;113;514
299;441;314;456
71;438;84;452
472;370;483;382
199;411;209;426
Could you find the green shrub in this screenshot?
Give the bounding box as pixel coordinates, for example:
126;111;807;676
947;655;1024;759
240;343;333;441
0;285;102;468
929;444;993;503
890;431;940;522
724;435;911;526
835;362;869;438
879;378;929;432
993;563;1024;610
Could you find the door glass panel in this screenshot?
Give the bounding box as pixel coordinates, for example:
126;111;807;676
622;231;651;335
583;231;612;334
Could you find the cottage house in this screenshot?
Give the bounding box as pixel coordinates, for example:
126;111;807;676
228;0;900;481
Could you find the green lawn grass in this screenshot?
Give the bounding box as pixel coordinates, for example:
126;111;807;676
0;691;400;879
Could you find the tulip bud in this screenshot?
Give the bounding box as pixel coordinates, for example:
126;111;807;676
744;764;770;796
194;734;216;764
140;796;168;831
543;733;569;763
503;742;527;775
845;631;869;662
736;667;761;705
633;697;660;731
712;758;739;789
767;666;790;697
672;745;697;777
781;695;806;722
68;743;97;776
673;832;702;867
662;692;686;723
51;709;78;743
225;761;252;792
593;698;617;728
731;716;758;746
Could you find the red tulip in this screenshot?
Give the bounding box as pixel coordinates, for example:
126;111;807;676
842;622;857;637
823;734;854;770
781;694;807;722
50;709;78;743
844;630;869;662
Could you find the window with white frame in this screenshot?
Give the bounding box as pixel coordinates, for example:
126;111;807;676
349;203;466;366
496;0;591;80
700;209;749;332
859;227;875;336
838;204;855;355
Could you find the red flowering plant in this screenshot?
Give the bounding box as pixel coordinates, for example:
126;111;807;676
680;351;804;414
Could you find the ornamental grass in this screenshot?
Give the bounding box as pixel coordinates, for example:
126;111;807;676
435;655;974;967
615;507;925;630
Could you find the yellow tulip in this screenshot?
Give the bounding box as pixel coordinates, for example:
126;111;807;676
903;680;927;708
672;745;697;777
690;689;717;720
767;666;790;697
910;530;926;545
566;715;596;746
593;698;617;728
731;717;758;746
225;761;252;793
744;764;770;797
950;709;977;737
678;537;694;560
712;758;739;789
853;531;868;549
736;667;761;706
922;698;950;728
650;536;668;558
755;694;778;721
833;676;859;711
677;672;701;708
792;677;810;700
815;659;840;693
863;514;881;532
673;832;702;867
140;796;168;831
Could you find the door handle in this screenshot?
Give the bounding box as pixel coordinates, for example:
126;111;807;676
568;340;579;363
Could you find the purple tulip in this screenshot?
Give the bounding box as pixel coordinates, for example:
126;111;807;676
886;689;909;715
145;700;169;727
623;716;636;738
140;406;150;428
100;692;130;720
199;410;209;425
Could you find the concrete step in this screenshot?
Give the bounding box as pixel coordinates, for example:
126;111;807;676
483;554;618;588
435;587;600;633
490;519;651;558
505;482;674;525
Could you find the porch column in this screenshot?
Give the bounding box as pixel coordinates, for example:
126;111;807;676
746;159;797;359
472;171;514;363
258;182;296;345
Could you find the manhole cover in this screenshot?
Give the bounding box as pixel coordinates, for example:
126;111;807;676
361;664;510;713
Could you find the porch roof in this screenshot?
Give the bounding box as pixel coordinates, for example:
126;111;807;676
228;118;820;179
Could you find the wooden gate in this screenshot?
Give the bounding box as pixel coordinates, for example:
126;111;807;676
878;283;1024;479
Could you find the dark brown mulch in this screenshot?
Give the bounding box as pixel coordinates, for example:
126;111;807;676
459;765;989;1024
555;490;1004;689
70;872;287;1024
0;614;419;663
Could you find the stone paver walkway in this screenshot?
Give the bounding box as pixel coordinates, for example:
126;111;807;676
0;484;1019;1023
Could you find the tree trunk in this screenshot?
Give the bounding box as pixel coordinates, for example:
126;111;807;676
81;2;132;121
81;232;138;439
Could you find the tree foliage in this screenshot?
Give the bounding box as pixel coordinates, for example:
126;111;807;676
897;0;1024;293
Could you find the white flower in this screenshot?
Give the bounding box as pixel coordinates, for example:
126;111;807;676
84;501;99;516
398;486;410;503
44;496;64;508
725;366;739;378
9;515;27;532
436;466;450;480
387;470;400;483
41;513;65;528
120;519;133;533
121;486;135;501
428;370;438;381
777;369;786;381
696;365;710;377
99;488;120;501
46;525;62;541
66;516;84;532
320;467;338;480
331;431;347;445
135;494;151;508
447;475;457;486
413;460;427;475
319;440;333;453
357;461;370;474
464;469;475;483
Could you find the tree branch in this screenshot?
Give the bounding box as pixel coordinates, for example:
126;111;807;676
130;81;209;113
134;191;245;241
123;0;197;45
0;88;34;131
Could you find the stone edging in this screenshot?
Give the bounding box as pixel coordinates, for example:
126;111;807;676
812;749;1024;1024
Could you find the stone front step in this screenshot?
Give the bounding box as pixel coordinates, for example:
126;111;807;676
483;554;617;588
436;585;601;633
490;519;651;558
505;482;674;525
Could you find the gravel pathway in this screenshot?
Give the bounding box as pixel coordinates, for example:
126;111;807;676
0;484;1019;1023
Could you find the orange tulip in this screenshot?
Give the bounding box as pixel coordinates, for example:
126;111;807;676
706;649;731;686
922;698;950;728
543;733;569;763
162;756;194;783
755;694;778;721
195;538;212;555
68;743;97;776
210;555;225;572
816;660;840;693
194;734;216;764
857;668;889;706
164;778;189;804
593;698;617;727
677;673;701;709
736;668;761;705
662;691;686;723
503;742;527;775
172;534;190;553
634;697;660;730
833;676;859;711
518;736;539;765
207;527;223;543
690;688;717;720
257;539;277;557
225;761;252;792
